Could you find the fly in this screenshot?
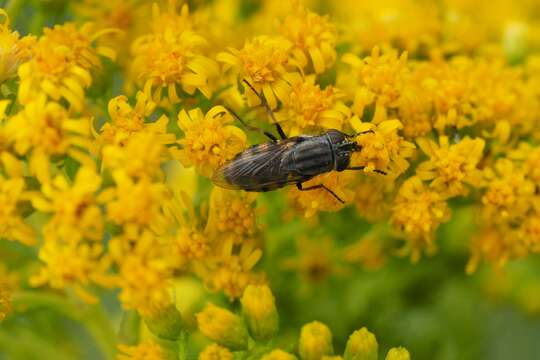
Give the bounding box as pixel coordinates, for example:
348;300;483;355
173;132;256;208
212;80;386;204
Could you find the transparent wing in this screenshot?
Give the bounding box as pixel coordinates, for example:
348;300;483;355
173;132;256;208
212;140;308;190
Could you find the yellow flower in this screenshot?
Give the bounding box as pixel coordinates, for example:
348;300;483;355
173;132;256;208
416;136;485;197
98;92;174;147
343;232;388;271
109;230;173;315
0;10;35;83
288;172;355;218
0;287;9;321
5;95;93;182
466;228;525;273
342;47;408;120
344;328;378;360
206;187;258;245
18;22;115;111
101;170;169;233
196;303;249;350
102;131;167;180
385;347;410;360
298;321;334;360
199;343;233;360
480;159;534;224
0;174;36;245
353;177;394;222
200;239;263;299
241;284;279;341
261;349;298;360
350;117;415;176
131;3;218;106
391;176;451;262
280;4;337;74
117;342;164;360
218;36;301;109
277;76;350;136
32;166;103;243
173;106;246;177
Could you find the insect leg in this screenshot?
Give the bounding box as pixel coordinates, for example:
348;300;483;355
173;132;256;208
346;130;375;137
346;166;387;175
242;79;287;140
223;105;278;142
296;182;345;204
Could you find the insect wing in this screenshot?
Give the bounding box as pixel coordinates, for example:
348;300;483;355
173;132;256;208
212;140;305;190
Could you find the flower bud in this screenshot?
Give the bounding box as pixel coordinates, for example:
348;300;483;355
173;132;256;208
143;304;183;341
344;328;378;360
241;284;279;341
385;347;410;360
199;343;233;360
196;303;248;350
261;349;298;360
298;321;334;360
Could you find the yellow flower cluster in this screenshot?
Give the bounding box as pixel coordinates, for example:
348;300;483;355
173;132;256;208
197;284;409;360
2;0;540;357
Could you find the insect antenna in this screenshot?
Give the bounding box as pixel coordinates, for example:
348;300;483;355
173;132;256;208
222;105;278;142
242;79;287;140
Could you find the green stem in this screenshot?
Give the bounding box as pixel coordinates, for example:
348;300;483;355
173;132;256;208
177;331;188;360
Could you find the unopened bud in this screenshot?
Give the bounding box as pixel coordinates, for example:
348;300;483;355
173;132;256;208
196;303;248;350
199;343;233;360
344;328;378;360
143;304;183;341
385;347;410;360
241;284;279;341
261;349;298;360
298;321;334;360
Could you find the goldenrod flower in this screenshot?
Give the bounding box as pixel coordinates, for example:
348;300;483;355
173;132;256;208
288;172;355;218
391;177;451;262
280;4;337;74
342;47;408;120
344;328;378;360
131;3;218;106
481;159;534;224
261;349;298;360
98;92;174;147
18;23;115;111
101;170;168;233
117;342;164;360
466;228;520;273
241;284;279;341
0;175;36;245
196;303;249;350
199;343;233;360
344;232;388;271
353;177;394;222
173;106;246;177
0;10;34;83
5;95;93;182
206;187;258;244
277;76;349;136
201;239;263;299
109;230;173;315
416;136;485;197
298;321;334;360
350;117;415;176
218;36;301;109
385;347;410;360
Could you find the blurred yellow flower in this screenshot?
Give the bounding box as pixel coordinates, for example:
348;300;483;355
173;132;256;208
117;342;164;360
344;327;378;360
385;347;410;360
261;349;297;360
173;106;246;177
0;10;34;83
196;303;249;350
0;175;35;245
199;343;233;360
299;321;334;360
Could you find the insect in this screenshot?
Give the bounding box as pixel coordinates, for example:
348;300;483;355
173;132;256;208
212;80;386;204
